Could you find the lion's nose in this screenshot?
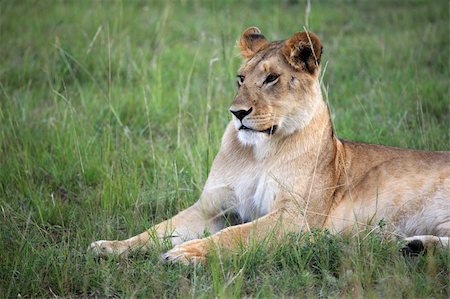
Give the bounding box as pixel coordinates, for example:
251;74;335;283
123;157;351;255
230;107;253;121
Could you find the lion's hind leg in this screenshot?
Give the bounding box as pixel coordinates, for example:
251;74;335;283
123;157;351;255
402;235;449;256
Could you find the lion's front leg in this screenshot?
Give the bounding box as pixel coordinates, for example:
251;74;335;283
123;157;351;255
162;208;299;264
89;203;223;258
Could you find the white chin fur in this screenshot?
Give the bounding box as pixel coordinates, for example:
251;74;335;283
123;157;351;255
237;130;269;145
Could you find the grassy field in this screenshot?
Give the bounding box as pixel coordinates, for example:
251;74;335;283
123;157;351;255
1;0;449;297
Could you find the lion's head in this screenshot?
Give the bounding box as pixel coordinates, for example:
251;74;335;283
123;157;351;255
230;27;323;145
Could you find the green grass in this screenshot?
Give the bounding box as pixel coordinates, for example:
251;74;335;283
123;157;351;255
1;0;449;297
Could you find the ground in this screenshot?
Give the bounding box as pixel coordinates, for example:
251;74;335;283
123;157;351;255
1;0;449;297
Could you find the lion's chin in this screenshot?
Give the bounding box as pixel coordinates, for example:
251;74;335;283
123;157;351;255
237;129;270;145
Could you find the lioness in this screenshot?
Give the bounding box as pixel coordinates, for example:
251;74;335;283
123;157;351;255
90;27;450;263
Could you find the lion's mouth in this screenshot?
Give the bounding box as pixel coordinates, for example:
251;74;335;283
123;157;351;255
239;125;278;135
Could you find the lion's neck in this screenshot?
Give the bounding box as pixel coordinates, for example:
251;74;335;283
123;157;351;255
253;100;335;163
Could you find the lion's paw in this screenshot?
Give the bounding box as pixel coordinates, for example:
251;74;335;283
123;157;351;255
161;239;208;265
88;240;129;258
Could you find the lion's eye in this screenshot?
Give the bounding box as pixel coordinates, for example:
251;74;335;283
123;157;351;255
237;75;245;87
264;74;279;85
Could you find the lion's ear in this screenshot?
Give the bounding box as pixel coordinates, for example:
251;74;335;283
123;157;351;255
282;31;322;75
239;27;269;59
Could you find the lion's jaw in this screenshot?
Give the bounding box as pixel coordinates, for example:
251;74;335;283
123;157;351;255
236;128;271;146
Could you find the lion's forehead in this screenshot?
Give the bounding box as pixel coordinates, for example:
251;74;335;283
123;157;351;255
239;41;285;74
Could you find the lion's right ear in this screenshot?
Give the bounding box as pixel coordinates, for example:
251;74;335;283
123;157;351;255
239;27;269;59
282;31;322;75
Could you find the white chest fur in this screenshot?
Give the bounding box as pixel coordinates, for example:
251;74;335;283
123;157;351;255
233;170;277;222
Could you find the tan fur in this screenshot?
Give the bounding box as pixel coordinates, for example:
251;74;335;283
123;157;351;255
90;28;450;263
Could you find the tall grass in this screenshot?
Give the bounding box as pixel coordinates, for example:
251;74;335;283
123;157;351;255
1;0;449;297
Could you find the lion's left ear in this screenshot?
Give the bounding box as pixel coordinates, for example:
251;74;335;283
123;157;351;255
239;27;269;59
282;31;322;75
